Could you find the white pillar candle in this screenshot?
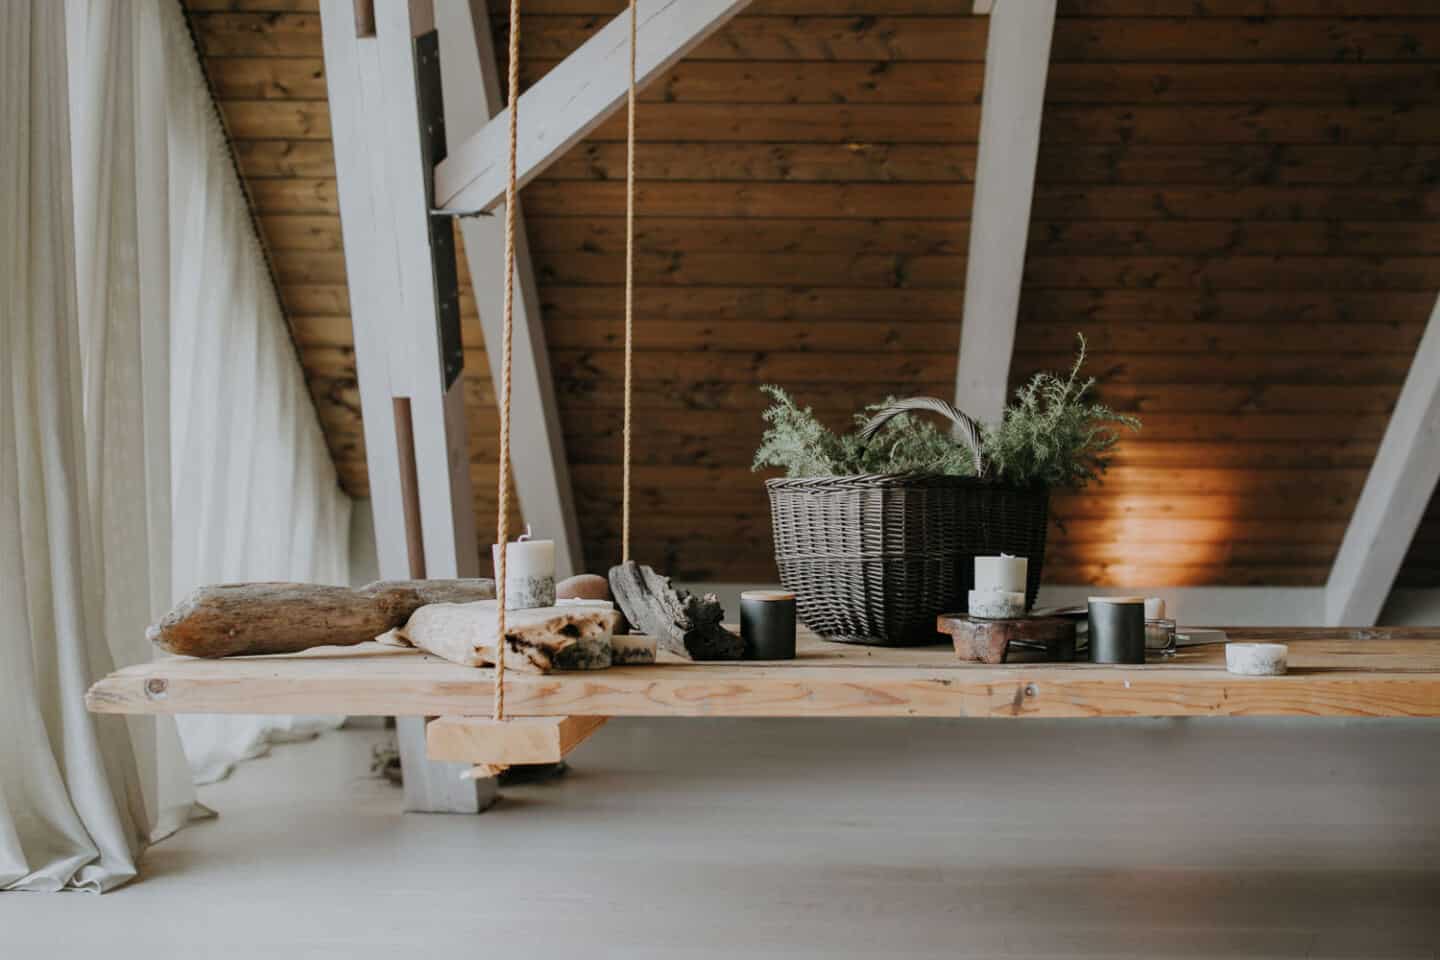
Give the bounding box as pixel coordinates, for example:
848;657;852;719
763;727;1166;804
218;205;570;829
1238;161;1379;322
1144;597;1166;620
974;555;1027;593
968;590;1026;620
491;532;556;610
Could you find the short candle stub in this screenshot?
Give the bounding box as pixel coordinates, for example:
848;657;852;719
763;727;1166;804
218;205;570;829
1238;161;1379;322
741;590;796;660
1226;642;1288;676
1087;596;1146;665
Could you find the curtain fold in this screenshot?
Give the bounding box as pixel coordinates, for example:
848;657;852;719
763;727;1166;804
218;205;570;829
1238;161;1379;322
158;0;350;785
0;0;354;890
1;0;148;892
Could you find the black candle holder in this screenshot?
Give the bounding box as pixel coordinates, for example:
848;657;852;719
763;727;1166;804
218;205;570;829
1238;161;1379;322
741;590;797;660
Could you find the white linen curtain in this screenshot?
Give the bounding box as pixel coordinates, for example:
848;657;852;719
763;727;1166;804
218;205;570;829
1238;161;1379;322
159;0;350;785
1;0;353;891
2;0;151;892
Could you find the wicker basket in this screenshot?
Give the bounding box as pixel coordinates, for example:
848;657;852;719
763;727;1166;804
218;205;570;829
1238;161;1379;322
763;398;1049;646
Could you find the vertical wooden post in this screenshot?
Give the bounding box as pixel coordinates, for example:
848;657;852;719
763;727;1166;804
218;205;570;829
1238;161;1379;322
436;0;583;577
319;0;493;812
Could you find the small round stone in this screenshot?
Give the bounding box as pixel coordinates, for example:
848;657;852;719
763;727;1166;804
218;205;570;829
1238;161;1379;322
557;573;611;602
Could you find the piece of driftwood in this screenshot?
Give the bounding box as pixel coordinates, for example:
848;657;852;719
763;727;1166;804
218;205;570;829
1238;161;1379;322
148;579;497;658
938;613;1077;664
609;562;744;660
392;600;618;672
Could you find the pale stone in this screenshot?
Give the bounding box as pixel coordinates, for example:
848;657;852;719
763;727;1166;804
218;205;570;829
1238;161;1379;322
1225;642;1288;676
611;635;657;665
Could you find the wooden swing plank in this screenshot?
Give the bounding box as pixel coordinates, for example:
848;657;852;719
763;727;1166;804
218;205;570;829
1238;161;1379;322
86;629;1440;721
426;715;608;765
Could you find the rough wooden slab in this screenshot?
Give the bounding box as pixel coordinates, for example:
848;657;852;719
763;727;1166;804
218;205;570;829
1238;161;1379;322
86;629;1440;720
391;600;618;672
148;579;496;658
608;561;743;660
938;613;1077;664
426;716;607;765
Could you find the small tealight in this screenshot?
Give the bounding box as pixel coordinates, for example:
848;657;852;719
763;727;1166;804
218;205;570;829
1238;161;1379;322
1225;642;1288;676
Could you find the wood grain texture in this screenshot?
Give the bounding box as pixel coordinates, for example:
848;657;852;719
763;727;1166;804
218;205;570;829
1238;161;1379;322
187;0;1440;585
426;715;608;764
86;629;1440;719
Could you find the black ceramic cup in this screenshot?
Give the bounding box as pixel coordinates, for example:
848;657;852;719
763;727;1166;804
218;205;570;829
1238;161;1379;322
741;590;797;660
1088;596;1146;664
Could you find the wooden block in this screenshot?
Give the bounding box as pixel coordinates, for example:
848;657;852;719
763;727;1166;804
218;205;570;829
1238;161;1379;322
426;715;608;765
938;614;1077;665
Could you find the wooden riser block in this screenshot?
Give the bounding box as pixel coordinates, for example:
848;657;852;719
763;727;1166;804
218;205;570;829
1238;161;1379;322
426;715;608;766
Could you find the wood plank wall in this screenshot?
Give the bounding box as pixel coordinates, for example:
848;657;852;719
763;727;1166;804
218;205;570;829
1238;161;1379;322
504;0;987;579
1023;0;1440;587
183;0;523;539
184;0;1440;589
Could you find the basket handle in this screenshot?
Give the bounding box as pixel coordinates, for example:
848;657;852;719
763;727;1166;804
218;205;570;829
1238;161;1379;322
858;396;986;477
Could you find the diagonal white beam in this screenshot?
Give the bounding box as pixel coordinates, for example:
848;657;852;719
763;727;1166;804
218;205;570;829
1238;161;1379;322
437;0;582;578
1326;294;1440;626
435;0;754;214
954;0;1056;425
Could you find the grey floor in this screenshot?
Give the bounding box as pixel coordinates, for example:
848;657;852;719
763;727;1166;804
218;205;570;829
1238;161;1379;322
4;717;1438;959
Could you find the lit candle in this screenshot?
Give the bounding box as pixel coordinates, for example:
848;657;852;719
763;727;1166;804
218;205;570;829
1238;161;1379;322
974;555;1028;594
491;527;556;611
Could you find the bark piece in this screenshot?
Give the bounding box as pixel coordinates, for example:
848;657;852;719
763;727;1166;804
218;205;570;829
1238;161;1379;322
149;579;496;658
395;600;617;672
608;562;744;660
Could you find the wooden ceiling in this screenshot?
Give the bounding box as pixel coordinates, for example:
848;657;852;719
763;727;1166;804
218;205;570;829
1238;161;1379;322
185;0;1440;587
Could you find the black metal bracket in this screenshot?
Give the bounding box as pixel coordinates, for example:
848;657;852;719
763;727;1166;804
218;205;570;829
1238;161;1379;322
413;29;465;391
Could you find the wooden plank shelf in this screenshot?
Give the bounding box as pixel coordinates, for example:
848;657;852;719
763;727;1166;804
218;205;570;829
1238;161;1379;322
86;628;1440;721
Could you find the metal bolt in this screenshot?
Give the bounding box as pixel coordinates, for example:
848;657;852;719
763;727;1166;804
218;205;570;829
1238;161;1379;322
145;678;169;699
1024;683;1037;697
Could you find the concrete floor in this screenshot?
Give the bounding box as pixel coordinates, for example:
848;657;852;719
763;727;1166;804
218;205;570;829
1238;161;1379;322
3;718;1438;959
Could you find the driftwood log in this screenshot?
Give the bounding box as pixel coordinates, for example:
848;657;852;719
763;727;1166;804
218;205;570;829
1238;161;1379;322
149;579;496;658
608;562;744;660
390;600;618;672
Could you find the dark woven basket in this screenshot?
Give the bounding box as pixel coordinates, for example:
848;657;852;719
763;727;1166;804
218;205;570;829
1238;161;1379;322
766;476;1049;645
763;398;1049;646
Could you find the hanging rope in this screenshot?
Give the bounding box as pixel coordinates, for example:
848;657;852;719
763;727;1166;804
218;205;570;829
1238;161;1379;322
620;0;637;564
493;0;523;722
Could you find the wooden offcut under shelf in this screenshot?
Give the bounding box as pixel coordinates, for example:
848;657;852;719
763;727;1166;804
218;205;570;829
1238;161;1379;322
87;628;1440;721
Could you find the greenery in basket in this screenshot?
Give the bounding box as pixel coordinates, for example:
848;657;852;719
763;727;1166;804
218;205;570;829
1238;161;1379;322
752;335;1140;490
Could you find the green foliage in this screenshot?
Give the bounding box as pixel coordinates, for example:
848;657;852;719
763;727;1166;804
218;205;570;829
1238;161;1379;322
751;335;1140;490
981;335;1141;489
751;387;979;478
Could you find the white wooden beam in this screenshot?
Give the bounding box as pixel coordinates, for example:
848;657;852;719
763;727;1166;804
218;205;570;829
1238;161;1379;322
1326;294;1440;626
954;0;1056;425
437;0;582;578
434;0;754;214
320;0;489;812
